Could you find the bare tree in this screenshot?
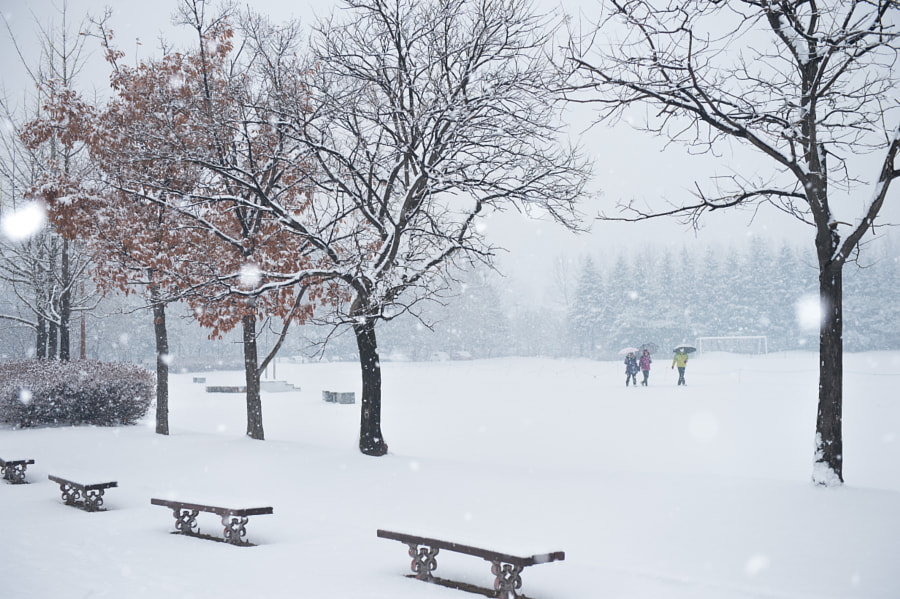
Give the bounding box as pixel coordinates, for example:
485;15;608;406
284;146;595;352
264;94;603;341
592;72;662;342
0;3;97;361
0;230;94;356
284;0;591;455
567;0;900;484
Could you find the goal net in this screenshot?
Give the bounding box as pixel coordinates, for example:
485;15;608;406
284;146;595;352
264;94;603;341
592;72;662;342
696;336;768;355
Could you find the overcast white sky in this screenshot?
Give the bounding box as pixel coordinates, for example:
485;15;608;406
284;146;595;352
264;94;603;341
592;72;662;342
2;0;897;304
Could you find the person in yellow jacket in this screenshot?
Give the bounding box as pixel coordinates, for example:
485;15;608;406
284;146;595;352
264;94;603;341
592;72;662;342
672;349;689;386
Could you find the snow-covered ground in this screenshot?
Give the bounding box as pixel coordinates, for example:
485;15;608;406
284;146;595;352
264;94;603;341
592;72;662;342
2;351;899;599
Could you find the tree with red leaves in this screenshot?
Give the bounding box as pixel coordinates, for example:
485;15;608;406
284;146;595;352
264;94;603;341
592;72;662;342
25;2;333;440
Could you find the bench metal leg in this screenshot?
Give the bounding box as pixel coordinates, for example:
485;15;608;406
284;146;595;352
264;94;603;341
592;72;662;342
83;489;107;512
1;463;28;484
491;561;523;599
222;515;250;545
57;482;82;506
172;508;200;535
406;543;439;581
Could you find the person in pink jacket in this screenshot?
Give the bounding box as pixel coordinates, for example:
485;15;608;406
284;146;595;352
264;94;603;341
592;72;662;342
639;349;652;386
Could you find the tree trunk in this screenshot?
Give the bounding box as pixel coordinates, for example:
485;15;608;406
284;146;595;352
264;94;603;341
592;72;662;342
59;301;71;359
813;262;843;485
47;243;58;359
354;316;388;456
152;296;170;436
48;320;58;359
79;309;86;359
36;315;47;359
242;313;265;440
59;239;71;361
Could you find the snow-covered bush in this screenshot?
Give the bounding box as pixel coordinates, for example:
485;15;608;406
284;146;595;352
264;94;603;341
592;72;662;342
0;360;154;428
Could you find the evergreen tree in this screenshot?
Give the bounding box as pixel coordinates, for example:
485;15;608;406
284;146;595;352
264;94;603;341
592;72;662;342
844;240;900;351
568;256;605;356
720;244;756;336
698;245;726;336
674;245;700;344
648;247;682;350
444;270;509;358
604;253;636;351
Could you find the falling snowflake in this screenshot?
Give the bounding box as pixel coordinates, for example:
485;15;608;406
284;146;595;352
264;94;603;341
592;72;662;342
18;388;33;406
1;202;47;242
795;294;822;331
240;263;262;288
744;554;770;576
168;74;185;89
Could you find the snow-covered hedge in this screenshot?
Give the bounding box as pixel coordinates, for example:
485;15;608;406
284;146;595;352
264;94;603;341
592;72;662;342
0;360;154;428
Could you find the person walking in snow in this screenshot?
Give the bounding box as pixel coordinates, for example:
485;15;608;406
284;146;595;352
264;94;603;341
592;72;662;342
624;352;639;387
639;349;652;386
672;349;689;386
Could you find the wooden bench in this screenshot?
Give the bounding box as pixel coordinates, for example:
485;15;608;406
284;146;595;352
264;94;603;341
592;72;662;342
0;457;35;484
48;475;118;512
377;529;565;599
151;498;273;546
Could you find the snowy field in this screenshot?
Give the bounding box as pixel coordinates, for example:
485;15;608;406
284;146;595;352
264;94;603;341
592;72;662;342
2;351;899;599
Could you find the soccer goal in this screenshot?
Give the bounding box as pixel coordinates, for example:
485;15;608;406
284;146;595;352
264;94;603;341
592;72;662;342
695;335;768;355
